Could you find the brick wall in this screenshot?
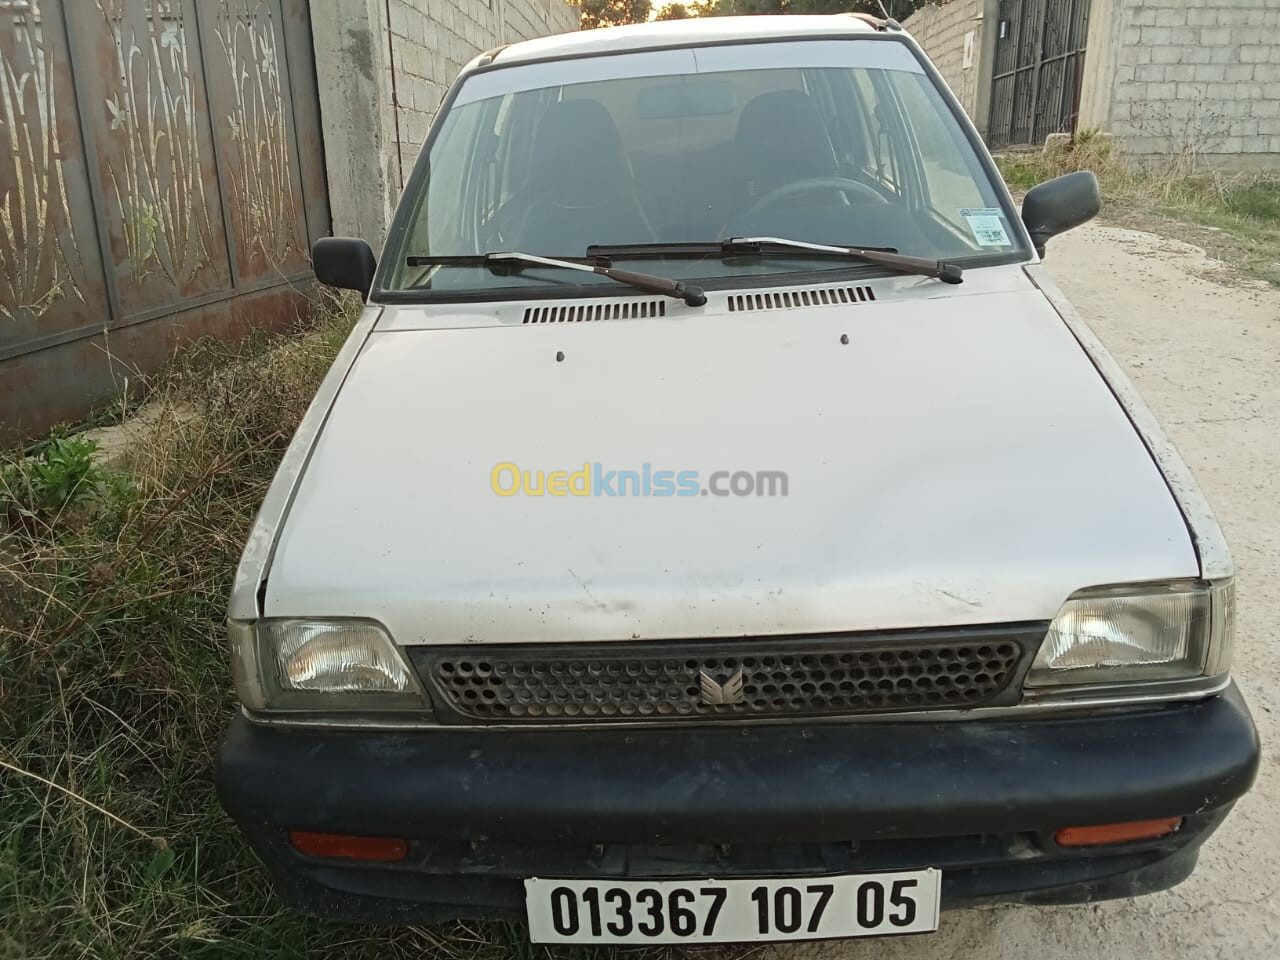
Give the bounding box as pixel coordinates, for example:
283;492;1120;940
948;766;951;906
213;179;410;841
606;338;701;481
902;0;989;123
311;0;579;245
1080;0;1280;167
387;0;581;177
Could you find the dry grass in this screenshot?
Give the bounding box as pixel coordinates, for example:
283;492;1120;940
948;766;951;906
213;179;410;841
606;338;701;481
0;298;354;959
0;298;771;960
996;133;1280;287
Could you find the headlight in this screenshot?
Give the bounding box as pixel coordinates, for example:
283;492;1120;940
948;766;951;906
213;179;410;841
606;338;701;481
1026;580;1234;690
229;618;428;712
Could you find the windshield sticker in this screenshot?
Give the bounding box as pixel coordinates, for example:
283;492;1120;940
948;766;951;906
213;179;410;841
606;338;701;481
960;208;1011;247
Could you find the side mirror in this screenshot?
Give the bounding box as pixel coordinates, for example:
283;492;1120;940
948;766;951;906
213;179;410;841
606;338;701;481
313;237;377;297
1021;171;1101;257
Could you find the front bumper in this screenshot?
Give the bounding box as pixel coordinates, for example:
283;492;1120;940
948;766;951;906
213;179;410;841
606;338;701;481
217;685;1259;926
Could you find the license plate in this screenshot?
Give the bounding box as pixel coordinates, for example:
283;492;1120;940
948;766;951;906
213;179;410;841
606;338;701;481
525;869;940;944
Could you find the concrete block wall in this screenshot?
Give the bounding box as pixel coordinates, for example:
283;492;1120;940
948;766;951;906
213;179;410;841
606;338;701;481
902;0;991;127
311;0;579;248
1080;0;1280;168
387;0;581;178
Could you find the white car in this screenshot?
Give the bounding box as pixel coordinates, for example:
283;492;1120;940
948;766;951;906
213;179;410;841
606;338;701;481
217;14;1259;945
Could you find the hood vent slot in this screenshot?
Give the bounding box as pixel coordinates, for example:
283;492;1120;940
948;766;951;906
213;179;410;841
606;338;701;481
523;300;666;324
727;285;875;313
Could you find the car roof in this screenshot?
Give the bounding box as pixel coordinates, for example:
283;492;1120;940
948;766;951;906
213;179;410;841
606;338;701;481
489;14;883;67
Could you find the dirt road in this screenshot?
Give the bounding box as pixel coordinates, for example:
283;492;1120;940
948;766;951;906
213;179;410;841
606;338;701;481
776;221;1279;960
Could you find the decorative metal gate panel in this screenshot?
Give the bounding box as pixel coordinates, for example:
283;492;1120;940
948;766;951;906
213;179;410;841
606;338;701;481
988;0;1091;149
0;0;329;444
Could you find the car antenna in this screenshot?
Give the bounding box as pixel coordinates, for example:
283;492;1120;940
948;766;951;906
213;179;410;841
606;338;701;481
874;0;903;29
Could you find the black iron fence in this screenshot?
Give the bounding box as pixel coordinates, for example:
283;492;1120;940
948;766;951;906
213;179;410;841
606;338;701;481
988;0;1092;149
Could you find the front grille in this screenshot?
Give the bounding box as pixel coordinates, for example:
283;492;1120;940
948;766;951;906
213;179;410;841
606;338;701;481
413;628;1040;724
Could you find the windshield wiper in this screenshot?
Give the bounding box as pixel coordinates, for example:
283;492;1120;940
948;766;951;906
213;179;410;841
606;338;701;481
586;237;964;285
726;237;963;284
405;251;707;306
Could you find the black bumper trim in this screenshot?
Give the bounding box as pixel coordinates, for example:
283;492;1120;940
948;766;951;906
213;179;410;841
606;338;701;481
218;685;1258;846
243;822;1214;924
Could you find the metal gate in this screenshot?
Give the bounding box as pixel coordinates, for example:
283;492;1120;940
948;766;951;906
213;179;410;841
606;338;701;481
0;0;329;444
988;0;1091;149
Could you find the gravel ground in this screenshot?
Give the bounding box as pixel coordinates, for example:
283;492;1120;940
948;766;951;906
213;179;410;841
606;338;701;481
778;221;1279;960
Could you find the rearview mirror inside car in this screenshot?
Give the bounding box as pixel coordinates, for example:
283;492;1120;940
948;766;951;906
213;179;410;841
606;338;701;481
1021;171;1101;258
313;237;377;298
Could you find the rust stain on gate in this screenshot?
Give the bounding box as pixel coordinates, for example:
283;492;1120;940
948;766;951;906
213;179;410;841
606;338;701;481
0;0;329;444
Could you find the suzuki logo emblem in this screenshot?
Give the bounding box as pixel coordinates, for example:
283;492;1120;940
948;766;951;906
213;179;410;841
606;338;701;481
698;668;745;706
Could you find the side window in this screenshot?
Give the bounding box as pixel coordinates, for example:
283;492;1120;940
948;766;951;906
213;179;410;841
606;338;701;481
813;68;872;179
478;88;554;245
387;102;486;286
804;70;843;154
472;95;513;227
850;72;905;198
886;73;993;235
491;90;541;209
484;95;514;220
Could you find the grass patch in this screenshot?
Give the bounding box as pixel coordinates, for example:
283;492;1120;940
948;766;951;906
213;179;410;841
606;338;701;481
0;300;352;959
2;299;729;960
995;134;1280;287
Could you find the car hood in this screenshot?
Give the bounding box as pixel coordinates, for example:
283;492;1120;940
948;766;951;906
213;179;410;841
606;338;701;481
265;280;1198;645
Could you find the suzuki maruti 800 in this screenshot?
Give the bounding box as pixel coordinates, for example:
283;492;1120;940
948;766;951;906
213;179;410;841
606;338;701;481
216;14;1259;945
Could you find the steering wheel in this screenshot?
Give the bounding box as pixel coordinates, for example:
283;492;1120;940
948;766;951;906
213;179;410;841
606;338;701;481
744;176;888;218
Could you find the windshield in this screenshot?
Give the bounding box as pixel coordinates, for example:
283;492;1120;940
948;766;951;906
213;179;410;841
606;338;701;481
382;38;1025;296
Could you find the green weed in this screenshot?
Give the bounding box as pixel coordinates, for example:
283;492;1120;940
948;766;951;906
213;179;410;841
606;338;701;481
2;436;115;515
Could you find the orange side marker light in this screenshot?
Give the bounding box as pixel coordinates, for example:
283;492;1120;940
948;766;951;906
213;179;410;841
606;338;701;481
1054;817;1183;847
289;830;408;862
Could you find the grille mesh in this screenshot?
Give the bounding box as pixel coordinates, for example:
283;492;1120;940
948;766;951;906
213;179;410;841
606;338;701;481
523;300;666;323
726;285;875;313
418;633;1031;724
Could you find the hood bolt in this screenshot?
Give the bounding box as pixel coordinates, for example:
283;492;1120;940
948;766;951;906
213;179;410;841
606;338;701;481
840;334;849;345
555;350;565;362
